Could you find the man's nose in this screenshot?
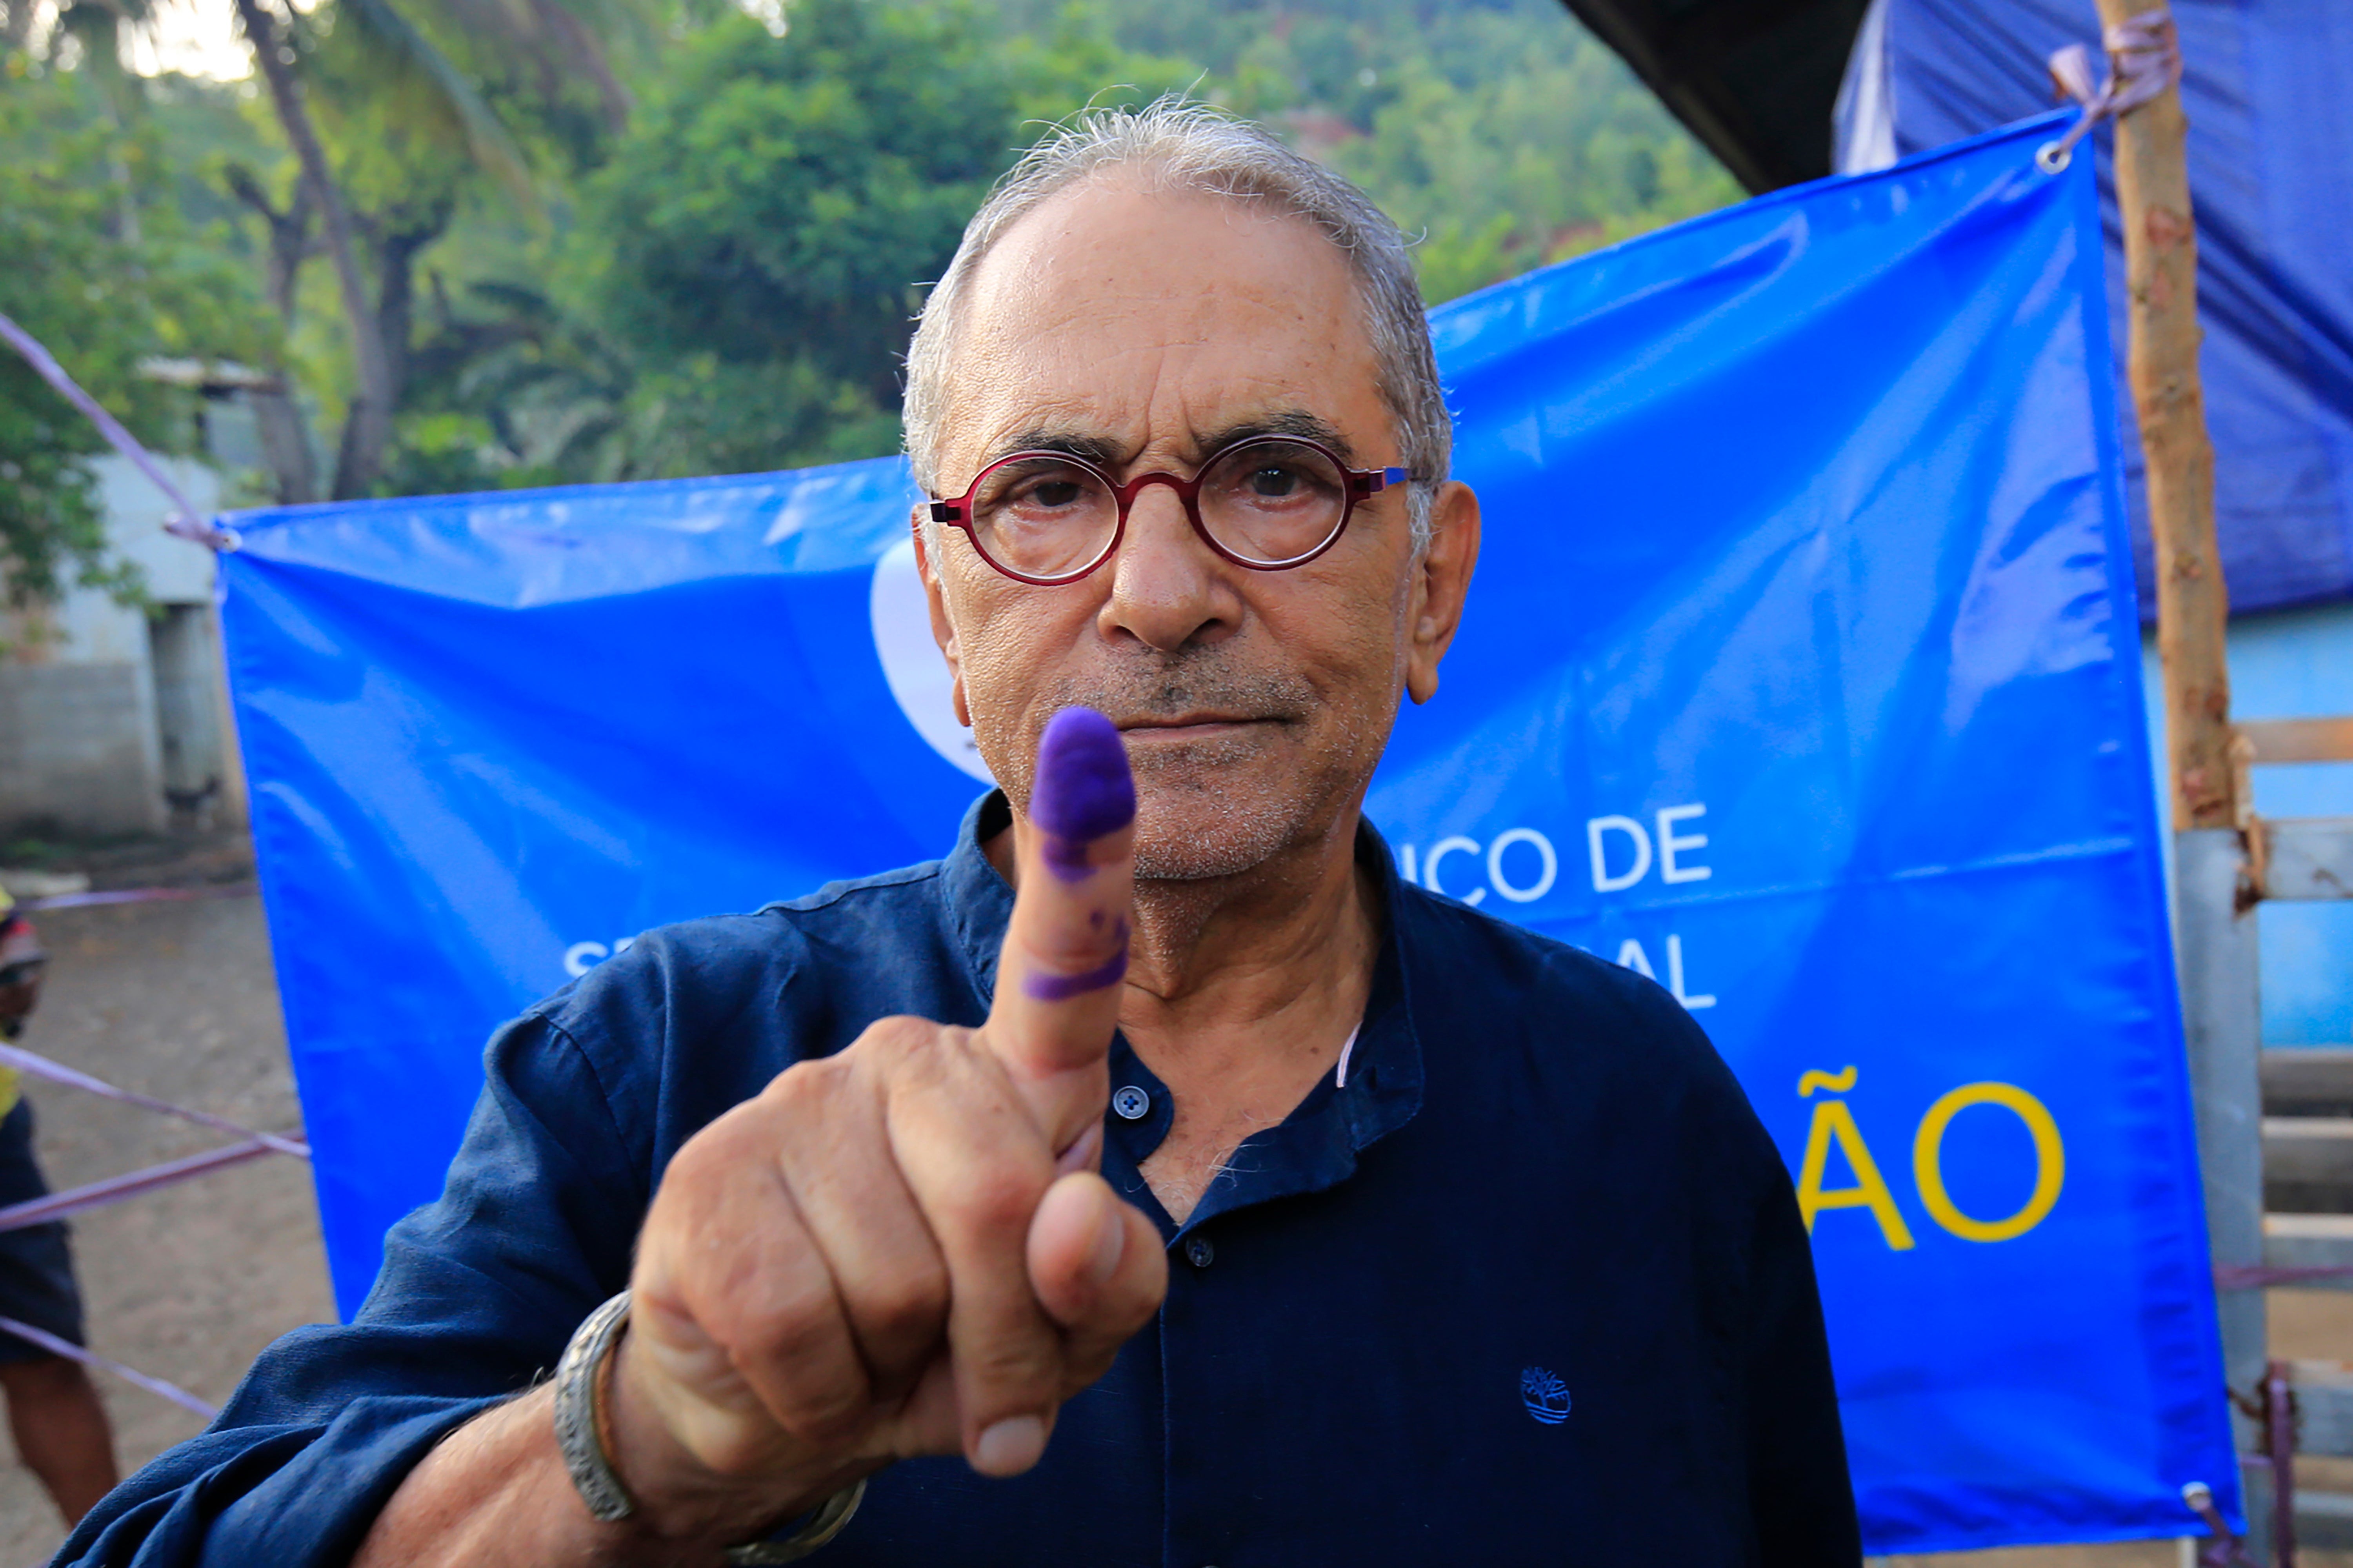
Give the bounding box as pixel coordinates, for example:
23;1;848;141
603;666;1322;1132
1100;482;1240;654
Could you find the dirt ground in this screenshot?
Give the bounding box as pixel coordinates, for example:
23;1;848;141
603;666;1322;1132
0;877;2349;1566
0;888;331;1566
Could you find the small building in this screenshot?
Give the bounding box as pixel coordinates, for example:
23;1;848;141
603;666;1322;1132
0;455;245;840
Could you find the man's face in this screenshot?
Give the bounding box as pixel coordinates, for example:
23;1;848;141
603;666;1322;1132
916;175;1477;881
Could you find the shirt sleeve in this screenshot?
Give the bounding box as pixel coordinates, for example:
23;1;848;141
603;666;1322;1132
53;1010;645;1568
1740;1139;1865;1564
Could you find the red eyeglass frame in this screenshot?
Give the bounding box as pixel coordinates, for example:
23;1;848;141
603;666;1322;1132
926;434;1412;586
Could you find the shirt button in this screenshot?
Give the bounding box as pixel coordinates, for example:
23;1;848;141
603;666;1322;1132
1111;1085;1150;1121
1185;1235;1215;1269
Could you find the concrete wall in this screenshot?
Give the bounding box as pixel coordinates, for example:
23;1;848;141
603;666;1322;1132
0;661;165;835
0;455;236;839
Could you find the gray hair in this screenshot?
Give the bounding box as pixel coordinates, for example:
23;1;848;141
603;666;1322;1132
902;98;1449;549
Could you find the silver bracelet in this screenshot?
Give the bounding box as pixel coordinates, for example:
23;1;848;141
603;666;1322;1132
551;1289;869;1563
553;1289;638;1523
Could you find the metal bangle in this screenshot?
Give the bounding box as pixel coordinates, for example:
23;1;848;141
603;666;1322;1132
552;1289;639;1523
554;1288;867;1560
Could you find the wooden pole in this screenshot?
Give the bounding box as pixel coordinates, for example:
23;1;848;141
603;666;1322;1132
2091;0;2235;829
2091;8;2273;1555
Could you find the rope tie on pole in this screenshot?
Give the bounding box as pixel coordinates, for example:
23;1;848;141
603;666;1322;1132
2182;1481;2262;1568
2037;13;2184;174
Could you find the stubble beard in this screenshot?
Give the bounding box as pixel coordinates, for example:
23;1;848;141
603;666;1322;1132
1125;710;1387;884
983;649;1378;884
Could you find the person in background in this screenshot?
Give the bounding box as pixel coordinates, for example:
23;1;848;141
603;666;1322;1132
0;885;119;1526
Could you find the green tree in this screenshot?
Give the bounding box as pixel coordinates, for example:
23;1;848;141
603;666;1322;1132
1;0;1733;512
549;0;1189;479
983;0;1739;303
397;0;1731;490
0;66;262;608
212;0;661;500
1326;8;1739;300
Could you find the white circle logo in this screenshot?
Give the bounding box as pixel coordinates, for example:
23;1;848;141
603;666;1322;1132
869;536;993;782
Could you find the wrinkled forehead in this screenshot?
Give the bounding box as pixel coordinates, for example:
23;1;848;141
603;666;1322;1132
937;176;1390;476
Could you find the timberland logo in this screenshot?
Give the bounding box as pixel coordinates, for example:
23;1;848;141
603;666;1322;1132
1520;1366;1571;1425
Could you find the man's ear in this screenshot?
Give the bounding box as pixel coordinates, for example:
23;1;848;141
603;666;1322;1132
910;512;973;727
1405;481;1481;705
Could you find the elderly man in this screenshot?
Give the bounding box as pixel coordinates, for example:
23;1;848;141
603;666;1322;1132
64;104;1855;1566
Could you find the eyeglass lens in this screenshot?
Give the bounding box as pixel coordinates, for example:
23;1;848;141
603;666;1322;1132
967;440;1350;578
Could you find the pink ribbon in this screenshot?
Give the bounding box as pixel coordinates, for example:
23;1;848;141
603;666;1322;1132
0;312;236;552
20;883;256;912
2213;1263;2353;1291
0;1040;309;1230
0;1041;310;1161
2039;12;2184;171
0;1138;284;1233
0;1314;219;1420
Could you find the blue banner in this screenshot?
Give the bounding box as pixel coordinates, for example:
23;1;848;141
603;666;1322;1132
221;114;2232;1552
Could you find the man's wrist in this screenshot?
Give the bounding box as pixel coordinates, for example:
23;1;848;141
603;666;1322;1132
593;1307;863;1551
554;1291;639;1521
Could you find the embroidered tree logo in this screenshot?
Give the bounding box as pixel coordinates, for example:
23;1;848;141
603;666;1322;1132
1520;1366;1571;1425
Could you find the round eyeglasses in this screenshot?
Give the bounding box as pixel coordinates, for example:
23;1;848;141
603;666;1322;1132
927;435;1410;586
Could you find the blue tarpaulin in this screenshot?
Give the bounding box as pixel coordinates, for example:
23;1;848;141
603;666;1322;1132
222;116;2234;1552
1837;0;2353;616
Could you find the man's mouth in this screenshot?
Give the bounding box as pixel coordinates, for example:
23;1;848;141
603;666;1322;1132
1115;713;1273;739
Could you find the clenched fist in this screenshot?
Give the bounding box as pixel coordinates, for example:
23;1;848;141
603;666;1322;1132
607;708;1168;1541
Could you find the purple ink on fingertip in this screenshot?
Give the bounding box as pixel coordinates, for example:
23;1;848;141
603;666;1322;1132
1039;833;1095;881
1031;707;1135;847
1024;934;1129;1001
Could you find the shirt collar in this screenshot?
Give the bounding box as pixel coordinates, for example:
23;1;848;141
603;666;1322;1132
937;790;1427;1236
939;789;1018;998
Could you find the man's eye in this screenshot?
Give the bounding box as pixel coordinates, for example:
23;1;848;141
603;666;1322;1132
1248;465;1304;498
996;467;1096;512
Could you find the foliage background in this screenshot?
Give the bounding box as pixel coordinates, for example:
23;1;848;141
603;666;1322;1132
0;0;1740;587
0;64;266;604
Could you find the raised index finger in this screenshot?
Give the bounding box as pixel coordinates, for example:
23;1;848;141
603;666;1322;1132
983;706;1135;1157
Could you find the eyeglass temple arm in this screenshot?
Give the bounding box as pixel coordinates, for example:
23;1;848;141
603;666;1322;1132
928;500;964;523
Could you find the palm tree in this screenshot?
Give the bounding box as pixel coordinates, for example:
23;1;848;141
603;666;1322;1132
232;0;398;498
37;0;636;500
229;0;611;498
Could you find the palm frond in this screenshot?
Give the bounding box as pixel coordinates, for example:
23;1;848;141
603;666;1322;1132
422;0;633;129
335;0;543;214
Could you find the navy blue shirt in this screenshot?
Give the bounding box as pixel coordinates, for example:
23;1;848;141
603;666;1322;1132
60;796;1857;1566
